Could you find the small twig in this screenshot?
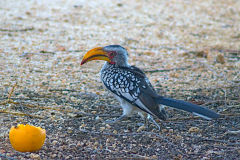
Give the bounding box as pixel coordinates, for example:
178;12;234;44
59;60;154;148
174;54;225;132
68;49;87;52
79;129;167;140
11;101;78;114
0;27;34;32
128;45;187;52
216;49;240;54
113;154;152;160
224;130;240;135
0;97;38;101
75;112;120;118
39;50;56;54
166;116;204;121
0;110;43;119
78;129;180;148
167;113;240;122
186;134;240;146
202;100;240;106
219;113;240;117
0;82;18;105
180;84;240;92
20;51;56;58
0;99;76;118
49;89;78;92
8;82;18;100
145;66;191;73
79;128;142;136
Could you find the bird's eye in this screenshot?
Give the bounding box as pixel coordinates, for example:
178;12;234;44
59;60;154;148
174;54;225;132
109;52;115;58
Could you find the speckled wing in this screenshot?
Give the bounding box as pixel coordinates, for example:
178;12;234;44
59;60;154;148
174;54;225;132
101;65;167;120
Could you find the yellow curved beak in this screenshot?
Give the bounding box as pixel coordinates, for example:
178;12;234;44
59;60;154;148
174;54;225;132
81;47;111;65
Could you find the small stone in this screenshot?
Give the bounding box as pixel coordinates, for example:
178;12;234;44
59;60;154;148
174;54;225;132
170;72;179;78
67;127;73;133
188;127;200;133
0;149;5;153
91;111;97;114
175;134;182;140
224;130;240;135
95;116;102;121
137;125;146;132
95;91;100;95
77;141;81;147
113;130;118;134
196;50;208;58
52;140;58;145
100;127;105;131
169;129;174;133
106;124;111;129
106;138;111;143
67;113;77;117
65;155;72;159
30;153;40;160
216;54;225;64
151;155;158;159
94;142;99;146
51;154;57;158
80;124;86;128
237;149;240;154
56;45;66;51
144;51;155;56
70;96;77;102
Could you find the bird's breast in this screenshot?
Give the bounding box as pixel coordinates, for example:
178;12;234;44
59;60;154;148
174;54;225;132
100;67;142;102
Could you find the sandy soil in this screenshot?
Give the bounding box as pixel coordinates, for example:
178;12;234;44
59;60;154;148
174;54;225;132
0;0;240;159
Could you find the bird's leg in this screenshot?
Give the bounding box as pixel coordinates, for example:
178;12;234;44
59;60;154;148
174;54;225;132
105;114;127;124
106;103;133;124
147;114;161;130
144;115;149;129
136;112;147;127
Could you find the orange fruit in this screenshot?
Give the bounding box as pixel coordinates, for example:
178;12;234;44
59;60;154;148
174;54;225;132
9;124;46;152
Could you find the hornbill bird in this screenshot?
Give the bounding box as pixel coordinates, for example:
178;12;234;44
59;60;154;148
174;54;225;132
81;45;219;129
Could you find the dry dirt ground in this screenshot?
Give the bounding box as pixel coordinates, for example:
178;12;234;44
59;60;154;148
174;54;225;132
0;0;240;159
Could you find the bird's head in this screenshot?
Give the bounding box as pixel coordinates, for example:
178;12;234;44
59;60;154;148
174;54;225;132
81;45;129;67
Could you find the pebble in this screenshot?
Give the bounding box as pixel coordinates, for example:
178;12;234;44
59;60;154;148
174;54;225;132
51;154;57;158
100;127;105;131
188;127;200;133
95;116;102;121
30;153;40;160
91;111;97;114
52;140;58;145
94;142;99;146
80;124;86;128
151;155;158;159
169;129;174;133
106;124;111;129
137;125;146;132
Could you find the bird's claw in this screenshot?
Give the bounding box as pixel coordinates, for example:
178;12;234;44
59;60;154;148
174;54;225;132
148;115;161;130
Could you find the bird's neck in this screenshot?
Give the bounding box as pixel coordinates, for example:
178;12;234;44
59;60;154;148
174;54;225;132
101;61;130;71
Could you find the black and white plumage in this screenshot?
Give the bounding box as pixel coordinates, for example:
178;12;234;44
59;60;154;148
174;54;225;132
81;45;220;128
101;64;168;122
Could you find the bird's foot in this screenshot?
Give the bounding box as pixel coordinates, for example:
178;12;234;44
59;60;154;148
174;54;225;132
148;115;161;131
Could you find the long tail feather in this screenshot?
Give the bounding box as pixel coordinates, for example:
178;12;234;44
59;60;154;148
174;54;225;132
156;96;220;120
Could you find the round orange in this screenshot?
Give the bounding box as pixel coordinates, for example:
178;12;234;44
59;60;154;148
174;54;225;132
9;124;46;152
